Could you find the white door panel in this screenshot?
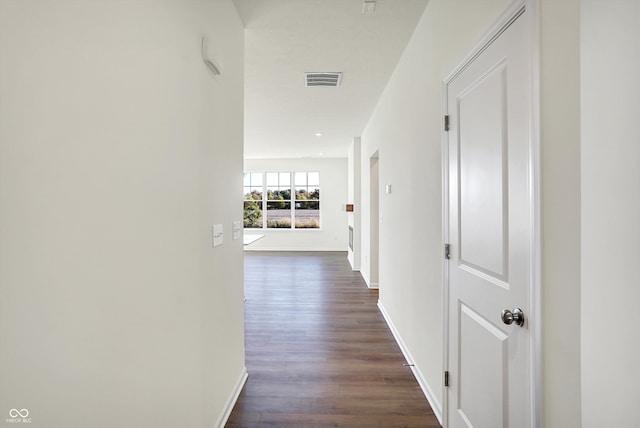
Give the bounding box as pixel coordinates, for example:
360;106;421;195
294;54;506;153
458;303;508;428
458;62;508;281
445;6;531;428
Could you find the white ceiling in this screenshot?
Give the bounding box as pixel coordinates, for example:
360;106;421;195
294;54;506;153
233;0;429;159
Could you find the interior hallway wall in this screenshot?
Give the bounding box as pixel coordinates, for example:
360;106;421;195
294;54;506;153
358;0;511;419
580;0;640;426
0;1;246;427
539;0;583;425
358;0;590;424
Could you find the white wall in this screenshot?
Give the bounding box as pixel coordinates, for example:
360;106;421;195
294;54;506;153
356;0;640;424
581;1;640;426
539;0;583;425
358;0;511;418
347;138;362;270
0;1;246;427
244;158;348;251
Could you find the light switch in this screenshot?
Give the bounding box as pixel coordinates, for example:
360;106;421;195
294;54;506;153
213;224;223;247
232;220;242;240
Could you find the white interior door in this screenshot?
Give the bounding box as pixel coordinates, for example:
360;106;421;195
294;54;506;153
445;6;532;428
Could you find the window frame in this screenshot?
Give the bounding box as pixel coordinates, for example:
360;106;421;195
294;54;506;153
243;171;321;230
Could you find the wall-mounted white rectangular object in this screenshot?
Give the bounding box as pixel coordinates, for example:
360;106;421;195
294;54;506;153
213;224;223;247
232;221;242;240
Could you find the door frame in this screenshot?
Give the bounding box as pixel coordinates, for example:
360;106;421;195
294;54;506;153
441;1;541;426
369;151;380;289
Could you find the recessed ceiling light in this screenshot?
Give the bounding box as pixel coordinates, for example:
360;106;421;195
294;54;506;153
319;152;324;156
315;132;323;137
362;0;376;14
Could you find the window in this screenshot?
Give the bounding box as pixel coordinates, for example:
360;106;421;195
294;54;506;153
243;172;263;228
243;172;320;229
266;172;291;228
294;172;320;228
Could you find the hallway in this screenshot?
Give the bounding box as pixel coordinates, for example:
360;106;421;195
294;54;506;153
227;252;440;427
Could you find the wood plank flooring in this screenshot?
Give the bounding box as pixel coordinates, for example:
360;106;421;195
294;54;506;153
226;252;441;428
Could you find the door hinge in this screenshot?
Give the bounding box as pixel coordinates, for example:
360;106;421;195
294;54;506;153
444;243;451;260
444;115;450;131
444;371;449;387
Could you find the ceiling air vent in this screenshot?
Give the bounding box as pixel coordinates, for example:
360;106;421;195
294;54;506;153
362;0;377;14
305;72;342;87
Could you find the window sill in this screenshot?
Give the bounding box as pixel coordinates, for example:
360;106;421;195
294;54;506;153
244;228;323;232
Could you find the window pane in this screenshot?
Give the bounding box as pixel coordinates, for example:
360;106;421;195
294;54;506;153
266;172;278;186
266;186;277;200
295;187;308;200
308;172;320;186
267;172;291;200
308;188;320;200
280;172;290;186
267;187;290;200
251;172;262;186
266;201;291;228
243;200;263;228
295;172;307;186
244;188;262;200
244;172;263;188
295;201;320;228
273;188;290;200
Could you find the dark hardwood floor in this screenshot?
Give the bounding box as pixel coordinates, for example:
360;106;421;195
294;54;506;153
226;251;441;428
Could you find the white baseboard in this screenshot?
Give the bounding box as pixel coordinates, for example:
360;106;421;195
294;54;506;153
368;282;379;289
243;247;347;252
361;270;370;287
377;302;443;425
216;366;248;428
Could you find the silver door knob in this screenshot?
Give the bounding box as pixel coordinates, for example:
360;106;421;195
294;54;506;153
501;308;525;326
